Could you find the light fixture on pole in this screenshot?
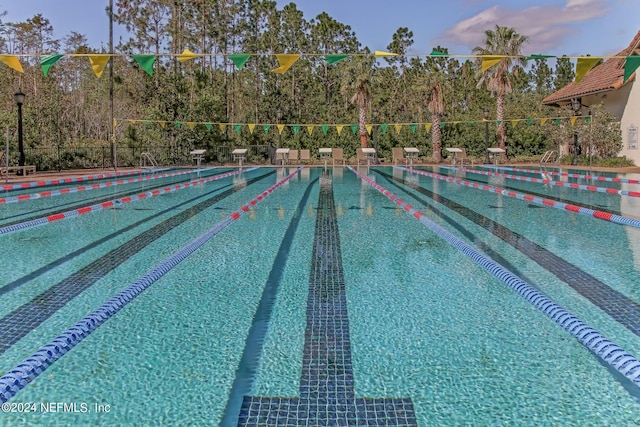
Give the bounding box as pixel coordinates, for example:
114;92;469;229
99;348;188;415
14;89;25;174
483;107;490;164
571;98;582;166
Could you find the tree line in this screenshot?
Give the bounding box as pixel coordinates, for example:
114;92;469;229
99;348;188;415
0;0;623;170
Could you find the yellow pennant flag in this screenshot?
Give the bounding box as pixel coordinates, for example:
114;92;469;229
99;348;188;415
540;118;548;126
336;125;344;135
277;124;285;134
113;119;118;127
248;124;256;134
511;120;518;127
159;121;166;128
374;50;398;58
394;124;403;134
481;56;505;72
272;54;300;74
424;123;432;132
570;116;578;126
307;126;314;135
187;122;196;129
219;123;227;132
178;49;198;62
0;55;24;73
128;119;136;125
365;125;373;135
575;57;602;83
88;55;110;77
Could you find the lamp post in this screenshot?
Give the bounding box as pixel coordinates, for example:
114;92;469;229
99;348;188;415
483;107;490;164
276;108;283;149
571;98;582;166
373;108;379;164
14;89;25;174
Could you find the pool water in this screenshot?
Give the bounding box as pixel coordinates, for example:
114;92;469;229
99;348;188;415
1;165;640;426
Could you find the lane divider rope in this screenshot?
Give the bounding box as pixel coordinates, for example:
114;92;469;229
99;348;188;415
350;166;640;388
0;167;301;403
1;169;158;192
479;165;640;185
399;167;640;229
0;168;257;236
0;168;210;204
443;166;640;198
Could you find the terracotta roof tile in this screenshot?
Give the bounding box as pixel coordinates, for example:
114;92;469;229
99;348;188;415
543;30;640;105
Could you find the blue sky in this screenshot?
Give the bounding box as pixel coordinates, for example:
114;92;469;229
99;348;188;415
1;0;637;57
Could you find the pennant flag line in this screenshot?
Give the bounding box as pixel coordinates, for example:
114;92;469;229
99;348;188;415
324;54;350;65
575;57;602;83
272;54;300;74
481;56;505;72
374;50;398;58
88;55;110;78
178;49;198;62
624;56;640;83
228;54;251;70
0;55;23;73
40;54;63;76
132;54;156;76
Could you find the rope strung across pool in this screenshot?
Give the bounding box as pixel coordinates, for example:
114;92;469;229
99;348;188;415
1;169;151;192
398;166;640;228
0;168;257;235
442;165;640;197
0;168;206;204
350;166;640;388
0;167;301;403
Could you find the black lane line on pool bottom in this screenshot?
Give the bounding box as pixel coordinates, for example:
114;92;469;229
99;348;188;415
220;176;318;426
0;170;274;356
0;172;240;297
0;169;230;226
377;169;640;339
235;170;417;426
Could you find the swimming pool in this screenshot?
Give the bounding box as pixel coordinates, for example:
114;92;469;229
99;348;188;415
1;164;640;425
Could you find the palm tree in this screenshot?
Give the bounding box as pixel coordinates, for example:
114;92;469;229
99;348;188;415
341;57;378;148
473;25;528;152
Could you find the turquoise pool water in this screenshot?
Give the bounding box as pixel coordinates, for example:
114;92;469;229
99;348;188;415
1;165;640;426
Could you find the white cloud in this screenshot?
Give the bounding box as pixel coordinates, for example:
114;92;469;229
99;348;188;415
435;0;609;53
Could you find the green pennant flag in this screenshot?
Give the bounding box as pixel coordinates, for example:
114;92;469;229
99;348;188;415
205;123;212;130
525;54;555;61
624;56;640;83
555;118;562;126
263;125;270;134
132;54;155;76
174;122;182;128
292;125;300;135
439;122;445;128
526;118;533;126
410;124;417;133
322;125;329;135
324;54;349;65
228;54;251;70
467;121;475;126
40;54;64;77
143;120;152;125
380;123;388;133
430;49;448;57
351;124;358;134
234;124;242;134
584;116;591;124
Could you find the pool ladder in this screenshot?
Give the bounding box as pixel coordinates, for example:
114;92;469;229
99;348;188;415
540;150;559;165
140;152;159;169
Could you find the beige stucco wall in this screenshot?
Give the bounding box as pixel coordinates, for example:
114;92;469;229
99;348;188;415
620;79;639;166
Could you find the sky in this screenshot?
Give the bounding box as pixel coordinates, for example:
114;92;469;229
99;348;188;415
0;0;637;57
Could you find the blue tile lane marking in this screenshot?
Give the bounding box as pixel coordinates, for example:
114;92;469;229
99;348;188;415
236;171;417;426
0;168;301;403
351;166;640;389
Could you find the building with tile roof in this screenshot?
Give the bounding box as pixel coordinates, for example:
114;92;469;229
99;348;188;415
543;30;640;165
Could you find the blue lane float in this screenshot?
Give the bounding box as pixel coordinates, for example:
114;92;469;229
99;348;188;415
0;167;302;403
349;166;640;388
